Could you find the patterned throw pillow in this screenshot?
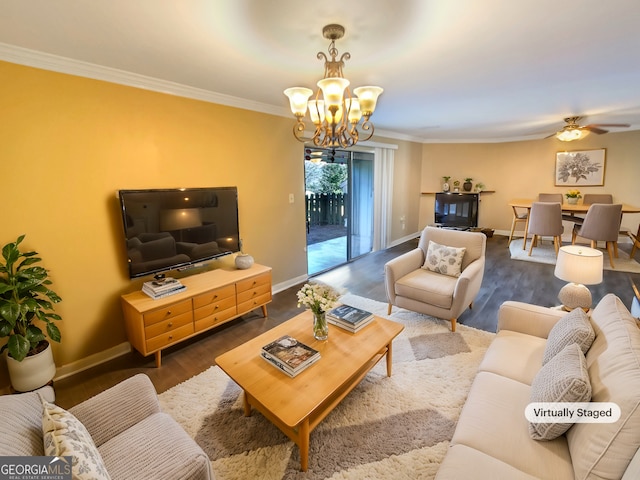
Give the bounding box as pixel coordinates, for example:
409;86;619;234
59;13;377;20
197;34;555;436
422;240;466;277
529;343;592;440
41;397;111;480
542;308;595;365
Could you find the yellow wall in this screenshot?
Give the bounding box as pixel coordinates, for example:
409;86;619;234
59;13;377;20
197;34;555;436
420;132;640;233
0;60;425;385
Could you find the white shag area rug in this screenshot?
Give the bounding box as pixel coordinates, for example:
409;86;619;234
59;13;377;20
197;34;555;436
509;238;640;273
158;294;495;480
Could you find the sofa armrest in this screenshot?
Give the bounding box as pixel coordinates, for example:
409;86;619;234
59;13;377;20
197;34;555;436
497;301;565;338
384;248;425;303
69;374;161;447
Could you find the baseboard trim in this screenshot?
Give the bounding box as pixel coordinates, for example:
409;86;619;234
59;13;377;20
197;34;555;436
54;342;131;382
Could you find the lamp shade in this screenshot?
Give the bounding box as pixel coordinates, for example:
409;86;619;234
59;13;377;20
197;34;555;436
353;86;384;116
317;77;349;107
556;128;589;142
554;245;603;285
284;87;313;116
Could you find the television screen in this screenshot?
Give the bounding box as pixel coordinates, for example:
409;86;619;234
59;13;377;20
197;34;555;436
118;187;240;278
435;192;479;229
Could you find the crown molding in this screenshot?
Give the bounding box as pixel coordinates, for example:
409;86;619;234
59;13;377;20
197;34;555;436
0;42;287;117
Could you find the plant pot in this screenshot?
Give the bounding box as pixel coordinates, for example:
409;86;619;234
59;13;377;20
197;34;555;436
463;181;473;192
567;197;578;205
6;341;56;392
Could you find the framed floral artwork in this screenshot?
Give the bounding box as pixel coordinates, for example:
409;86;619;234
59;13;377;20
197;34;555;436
555;149;606;186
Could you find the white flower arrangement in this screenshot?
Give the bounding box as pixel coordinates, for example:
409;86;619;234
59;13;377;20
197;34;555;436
296;282;340;315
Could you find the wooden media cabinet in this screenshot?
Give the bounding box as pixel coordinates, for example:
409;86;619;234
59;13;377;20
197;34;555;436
121;263;272;367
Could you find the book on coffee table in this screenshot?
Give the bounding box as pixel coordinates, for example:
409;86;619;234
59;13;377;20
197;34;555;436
261;335;320;377
326;304;374;333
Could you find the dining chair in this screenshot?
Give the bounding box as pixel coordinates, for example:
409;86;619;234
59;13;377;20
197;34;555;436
515;194;563;249
527;202;564;256
563;193;613;223
628;224;640;260
538;193;563;203
572;203;623;268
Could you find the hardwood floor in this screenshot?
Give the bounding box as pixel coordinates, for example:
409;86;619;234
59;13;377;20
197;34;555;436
53;234;639;409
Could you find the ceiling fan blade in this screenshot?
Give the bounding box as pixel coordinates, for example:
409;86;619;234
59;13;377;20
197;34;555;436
585;123;630;128
583;126;608;135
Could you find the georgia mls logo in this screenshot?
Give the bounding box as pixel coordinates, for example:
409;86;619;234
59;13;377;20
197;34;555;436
0;456;72;480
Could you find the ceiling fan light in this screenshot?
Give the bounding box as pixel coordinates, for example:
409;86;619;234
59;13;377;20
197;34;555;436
556;128;589;142
353;86;384;116
284;87;313;117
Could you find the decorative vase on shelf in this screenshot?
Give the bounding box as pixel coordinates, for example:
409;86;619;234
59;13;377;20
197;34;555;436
235;253;254;269
567;197;578;205
312;311;328;340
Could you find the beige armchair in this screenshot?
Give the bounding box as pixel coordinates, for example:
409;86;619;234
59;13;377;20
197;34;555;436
384;226;486;332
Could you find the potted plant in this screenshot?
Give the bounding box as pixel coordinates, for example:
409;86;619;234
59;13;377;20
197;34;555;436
463;178;473;192
475;182;485;192
565;189;582;205
453;180;461;192
442;176;451;192
0;235;62;391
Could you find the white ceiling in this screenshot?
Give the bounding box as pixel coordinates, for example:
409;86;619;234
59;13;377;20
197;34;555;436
2;0;640;143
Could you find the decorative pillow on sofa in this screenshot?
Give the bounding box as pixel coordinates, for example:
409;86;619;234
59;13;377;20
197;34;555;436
529;343;592;440
542;308;595;365
422;240;466;277
40;396;111;480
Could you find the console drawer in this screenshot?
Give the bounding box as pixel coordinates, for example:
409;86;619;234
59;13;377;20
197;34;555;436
145;323;194;352
145;311;193;339
194;306;237;331
193;295;236;322
193;285;235;309
143;299;192;327
237;282;271;304
238;291;272;315
236;272;271;293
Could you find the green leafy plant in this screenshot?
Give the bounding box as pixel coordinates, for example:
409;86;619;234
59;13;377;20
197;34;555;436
464;177;473;182
565;189;582;199
442;176;451;182
0;235;62;361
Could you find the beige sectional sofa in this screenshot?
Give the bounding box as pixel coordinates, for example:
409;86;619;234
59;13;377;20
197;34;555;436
0;374;213;480
436;293;640;479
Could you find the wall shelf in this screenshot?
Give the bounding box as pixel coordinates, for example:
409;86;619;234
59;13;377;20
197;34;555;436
421;191;495;195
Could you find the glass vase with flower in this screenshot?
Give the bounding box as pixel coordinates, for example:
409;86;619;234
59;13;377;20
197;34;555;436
296;283;340;340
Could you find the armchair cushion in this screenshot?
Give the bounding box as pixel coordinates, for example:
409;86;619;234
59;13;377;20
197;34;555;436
42;398;111;480
422;240;466;277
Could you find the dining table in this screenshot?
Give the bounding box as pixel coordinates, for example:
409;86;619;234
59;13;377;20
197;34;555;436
508;199;640;250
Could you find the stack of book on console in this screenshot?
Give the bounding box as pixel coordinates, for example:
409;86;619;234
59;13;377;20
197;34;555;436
326;304;374;333
142;277;186;299
260;335;320;378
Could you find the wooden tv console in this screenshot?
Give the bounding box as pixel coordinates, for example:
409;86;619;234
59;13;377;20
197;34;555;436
120;263;272;367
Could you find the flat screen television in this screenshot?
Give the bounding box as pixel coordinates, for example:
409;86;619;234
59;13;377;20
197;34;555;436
434;192;479;229
118;187;240;278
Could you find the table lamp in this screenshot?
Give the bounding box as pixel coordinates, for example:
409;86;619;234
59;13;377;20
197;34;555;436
554;245;603;311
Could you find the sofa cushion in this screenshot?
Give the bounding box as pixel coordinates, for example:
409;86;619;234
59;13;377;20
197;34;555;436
528;343;592;440
98;412;211;480
478;330;546;385
542;308;594;365
436;444;541;480
0;390;45;456
41;399;111;480
566;294;640;479
422;240;466;277
395;268;457;309
450;371;573;478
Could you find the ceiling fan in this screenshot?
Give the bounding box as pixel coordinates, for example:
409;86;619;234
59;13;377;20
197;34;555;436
548;116;630;142
304;148;350;163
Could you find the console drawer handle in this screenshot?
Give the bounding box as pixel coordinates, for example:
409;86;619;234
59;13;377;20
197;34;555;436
167;322;173;328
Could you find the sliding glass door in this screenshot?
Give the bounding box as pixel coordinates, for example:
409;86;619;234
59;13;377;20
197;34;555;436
305;148;374;275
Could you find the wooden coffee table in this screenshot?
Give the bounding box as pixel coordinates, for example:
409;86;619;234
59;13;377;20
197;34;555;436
215;310;404;471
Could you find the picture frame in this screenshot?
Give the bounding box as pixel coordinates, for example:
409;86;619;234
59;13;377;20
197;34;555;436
555;148;606;186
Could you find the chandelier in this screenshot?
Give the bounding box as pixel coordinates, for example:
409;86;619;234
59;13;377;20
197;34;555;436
284;24;383;148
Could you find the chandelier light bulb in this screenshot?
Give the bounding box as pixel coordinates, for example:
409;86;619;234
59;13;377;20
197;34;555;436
284;87;313;117
353;86;384;116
